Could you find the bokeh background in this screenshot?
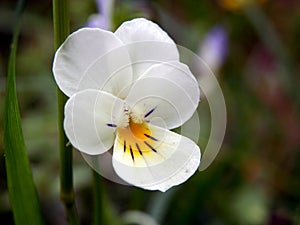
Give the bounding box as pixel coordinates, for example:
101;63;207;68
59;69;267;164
1;0;300;224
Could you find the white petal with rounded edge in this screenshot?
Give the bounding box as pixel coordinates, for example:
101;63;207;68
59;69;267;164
115;18;175;45
53;28;128;97
126;61;200;129
112;124;200;192
115;18;179;80
78;45;133;99
64;89;125;155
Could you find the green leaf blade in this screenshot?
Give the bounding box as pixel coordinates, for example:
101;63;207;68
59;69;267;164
4;0;45;224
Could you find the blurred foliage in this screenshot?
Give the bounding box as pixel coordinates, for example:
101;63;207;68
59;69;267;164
1;0;300;224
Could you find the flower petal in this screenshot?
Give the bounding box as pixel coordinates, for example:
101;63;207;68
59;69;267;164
80;45;133;99
115;18;179;80
112;125;200;192
64;89;125;155
53;28;129;97
125;61;200;129
115;18;175;44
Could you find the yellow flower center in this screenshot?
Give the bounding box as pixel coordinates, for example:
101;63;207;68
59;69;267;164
116;119;158;161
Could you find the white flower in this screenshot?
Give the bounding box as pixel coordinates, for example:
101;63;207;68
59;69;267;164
53;18;201;192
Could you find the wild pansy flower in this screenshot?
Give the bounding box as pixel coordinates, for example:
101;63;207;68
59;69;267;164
87;0;113;29
53;18;201;192
198;25;228;73
195;25;228;98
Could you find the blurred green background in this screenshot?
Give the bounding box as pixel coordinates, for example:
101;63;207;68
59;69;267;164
1;0;300;224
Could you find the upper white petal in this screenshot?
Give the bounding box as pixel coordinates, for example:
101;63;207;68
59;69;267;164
125;61;200;129
64;89;125;155
114;18;179;80
112;125;201;192
53;28;130;97
115;18;175;45
79;45;133;99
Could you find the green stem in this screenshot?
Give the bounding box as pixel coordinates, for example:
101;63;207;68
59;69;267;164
93;170;103;225
53;0;80;224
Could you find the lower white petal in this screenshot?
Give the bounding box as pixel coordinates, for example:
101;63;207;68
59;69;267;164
64;89;125;155
112;124;200;192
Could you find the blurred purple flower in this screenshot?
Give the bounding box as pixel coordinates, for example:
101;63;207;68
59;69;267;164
198;25;228;72
86;0;113;30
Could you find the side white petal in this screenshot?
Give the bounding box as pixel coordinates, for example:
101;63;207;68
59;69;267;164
64;89;125;155
114;18;179;80
125;62;200;129
112;125;201;192
53;28;129;97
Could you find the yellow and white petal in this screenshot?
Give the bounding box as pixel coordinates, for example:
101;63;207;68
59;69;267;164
64;89;125;155
125;62;200;129
112;124;201;192
53;28;131;97
114;18;179;80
